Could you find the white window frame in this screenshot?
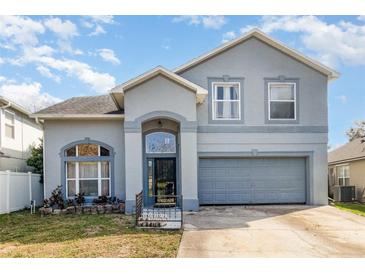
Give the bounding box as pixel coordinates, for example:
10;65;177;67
65;144;111;199
4;110;15;139
212;82;241;121
268;82;297;121
336;164;350;186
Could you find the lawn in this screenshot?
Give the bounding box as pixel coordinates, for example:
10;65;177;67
0;210;182;258
334;202;365;217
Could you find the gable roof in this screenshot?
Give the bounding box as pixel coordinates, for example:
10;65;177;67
328;138;365;164
32;94;123;119
174;29;340;81
110;66;208;108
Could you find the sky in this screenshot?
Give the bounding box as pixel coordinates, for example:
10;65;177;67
0;15;364;148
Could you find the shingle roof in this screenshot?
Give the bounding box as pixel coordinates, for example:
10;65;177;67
34;94;123;115
328;138;365;164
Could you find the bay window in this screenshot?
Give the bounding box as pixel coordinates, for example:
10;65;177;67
64;143;111;198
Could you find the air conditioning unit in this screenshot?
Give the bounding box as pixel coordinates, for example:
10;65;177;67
333;186;356;202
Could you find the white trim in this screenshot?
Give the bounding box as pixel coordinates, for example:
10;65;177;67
268;82;296;121
174;29;340;81
212;82;241;121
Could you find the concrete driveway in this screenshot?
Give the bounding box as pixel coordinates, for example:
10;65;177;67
177;205;365;257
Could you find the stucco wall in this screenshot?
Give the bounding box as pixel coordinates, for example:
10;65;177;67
43;120;125;199
179;37;328;127
124;75;197;122
349;159;365;199
0;107;43;172
177;37;329;205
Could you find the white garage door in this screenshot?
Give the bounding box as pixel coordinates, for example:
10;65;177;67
198;157;306;204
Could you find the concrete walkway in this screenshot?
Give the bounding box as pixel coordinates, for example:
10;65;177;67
178;205;365;257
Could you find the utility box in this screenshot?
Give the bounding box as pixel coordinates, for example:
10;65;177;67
333;186;356;202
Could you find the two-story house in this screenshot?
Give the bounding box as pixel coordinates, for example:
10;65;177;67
32;29;339;213
0;96;43;172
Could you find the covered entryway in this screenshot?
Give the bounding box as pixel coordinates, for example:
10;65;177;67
198;157;306;205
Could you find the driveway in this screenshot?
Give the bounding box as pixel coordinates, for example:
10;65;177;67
177;205;365;257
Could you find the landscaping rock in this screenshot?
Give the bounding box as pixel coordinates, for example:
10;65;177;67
91;206;98;214
105;204;113;214
61;209;67;215
119;202;125;214
112;204;120;213
53;209;61;215
83;206;91;214
40;207;52;216
75;206;82;214
66;206;75;214
97;205;105;214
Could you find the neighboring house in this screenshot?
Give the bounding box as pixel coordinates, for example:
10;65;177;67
328;138;365;201
0;96;43;172
32;29;339;213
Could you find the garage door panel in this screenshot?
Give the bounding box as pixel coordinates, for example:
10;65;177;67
198;157;306;205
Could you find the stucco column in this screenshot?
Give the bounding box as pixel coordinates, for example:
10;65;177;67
180;131;199;211
124;130;143;213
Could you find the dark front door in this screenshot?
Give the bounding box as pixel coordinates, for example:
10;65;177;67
145;157;176;206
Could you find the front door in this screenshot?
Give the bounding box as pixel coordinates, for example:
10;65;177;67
145;158;176;207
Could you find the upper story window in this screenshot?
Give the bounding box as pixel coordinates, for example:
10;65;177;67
268;82;296;120
336;165;350;186
64;143;111;198
212;82;241;120
146;132;176;154
4;111;15;139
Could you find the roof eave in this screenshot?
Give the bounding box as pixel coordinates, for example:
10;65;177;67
30;114;124;120
173;29;340;81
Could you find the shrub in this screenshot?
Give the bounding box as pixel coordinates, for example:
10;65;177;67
49;186;65;209
75;192;85;206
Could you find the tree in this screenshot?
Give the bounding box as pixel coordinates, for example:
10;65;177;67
26;139;43;182
346;121;365;142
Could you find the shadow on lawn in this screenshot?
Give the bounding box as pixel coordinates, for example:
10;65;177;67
0;210;179;245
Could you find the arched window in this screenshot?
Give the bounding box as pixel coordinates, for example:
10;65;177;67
145;132;176;154
63;142;112;198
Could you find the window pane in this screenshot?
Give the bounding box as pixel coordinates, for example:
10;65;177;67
229;85;239;100
65;146;76;157
146;132;176;153
78;144;98;156
79;162;98;178
66;162;76;178
100;146;110;156
101;179;110;196
5;112;14;125
5;124;14;138
270;84;294;100
338;178;344;186
215;101;239;119
344;166;349;177
101;161;109;178
148;159;153;196
79;179;98;196
216;86;224;100
270;102;295;119
67;180;76;197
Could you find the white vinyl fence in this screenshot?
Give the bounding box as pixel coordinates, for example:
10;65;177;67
0;171;43;214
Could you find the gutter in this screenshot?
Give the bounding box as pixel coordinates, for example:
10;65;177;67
329;156;365;165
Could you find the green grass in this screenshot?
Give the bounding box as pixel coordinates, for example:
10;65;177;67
334;202;365;217
0;210;182;258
